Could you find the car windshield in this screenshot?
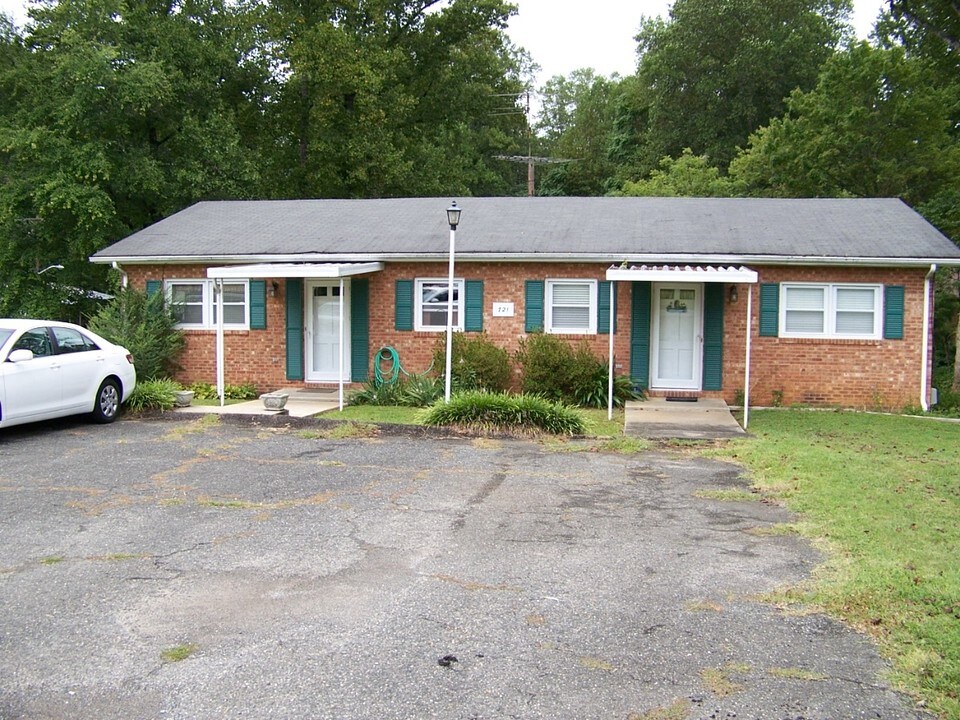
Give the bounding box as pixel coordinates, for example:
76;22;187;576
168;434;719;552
0;329;13;347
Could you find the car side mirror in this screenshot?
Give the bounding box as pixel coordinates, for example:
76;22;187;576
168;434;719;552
7;349;34;363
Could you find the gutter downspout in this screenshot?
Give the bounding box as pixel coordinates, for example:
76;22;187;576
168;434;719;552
111;261;128;289
921;264;937;411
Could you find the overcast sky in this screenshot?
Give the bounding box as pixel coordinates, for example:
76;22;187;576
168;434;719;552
1;0;885;86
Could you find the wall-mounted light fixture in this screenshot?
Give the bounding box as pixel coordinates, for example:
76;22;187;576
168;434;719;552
270;281;280;298
728;285;739;304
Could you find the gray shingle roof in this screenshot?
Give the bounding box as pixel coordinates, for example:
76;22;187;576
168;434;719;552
91;197;960;264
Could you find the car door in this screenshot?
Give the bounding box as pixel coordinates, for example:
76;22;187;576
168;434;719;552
51;326;104;412
2;327;62;422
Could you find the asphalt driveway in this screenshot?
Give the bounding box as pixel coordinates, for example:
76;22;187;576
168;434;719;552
0;417;927;720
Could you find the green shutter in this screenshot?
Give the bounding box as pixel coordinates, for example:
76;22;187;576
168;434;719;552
285;279;304;381
249;280;267;330
630;282;651;389
884;285;905;340
702;284;724;391
598;281;616;334
351;278;370;381
395;279;413;331
146;280;162;297
759;283;780;337
525;280;544;332
465;280;483;332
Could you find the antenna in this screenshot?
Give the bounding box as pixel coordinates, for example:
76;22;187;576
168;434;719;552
493;88;576;196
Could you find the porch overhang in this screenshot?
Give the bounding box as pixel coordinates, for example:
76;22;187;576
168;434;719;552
604;264;757;430
605;264;758;284
207;262;384;279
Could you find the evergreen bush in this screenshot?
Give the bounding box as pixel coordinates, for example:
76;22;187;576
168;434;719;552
433;332;513;392
89;288;185;381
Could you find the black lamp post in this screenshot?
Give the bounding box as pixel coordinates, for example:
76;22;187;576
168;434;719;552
444;201;461;403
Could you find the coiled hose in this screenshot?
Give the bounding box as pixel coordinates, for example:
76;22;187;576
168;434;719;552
373;346;435;385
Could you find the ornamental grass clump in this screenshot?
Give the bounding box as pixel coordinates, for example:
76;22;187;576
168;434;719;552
421;391;586;435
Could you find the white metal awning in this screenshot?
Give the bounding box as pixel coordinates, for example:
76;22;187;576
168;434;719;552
207;262;384;279
604;263;757;429
606;264;758;283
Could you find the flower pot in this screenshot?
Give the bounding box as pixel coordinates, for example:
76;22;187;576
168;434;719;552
260;392;289;411
174;390;194;408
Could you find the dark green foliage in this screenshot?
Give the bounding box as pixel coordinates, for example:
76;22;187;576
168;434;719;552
433;332;513;393
126;378;179;412
515;333;638;408
88;289;185;382
932;367;960;415
187;381;260;400
421;391;587;435
348;374;442;408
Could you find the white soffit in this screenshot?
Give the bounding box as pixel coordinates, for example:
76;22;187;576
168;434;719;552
606;264;758;283
207;262;385;279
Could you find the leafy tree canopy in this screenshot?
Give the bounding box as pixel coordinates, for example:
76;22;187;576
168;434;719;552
618;149;739;197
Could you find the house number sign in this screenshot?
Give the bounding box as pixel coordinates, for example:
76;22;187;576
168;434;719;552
492;302;515;317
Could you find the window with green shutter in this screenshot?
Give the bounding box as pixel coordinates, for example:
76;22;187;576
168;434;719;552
759;283;780;337
465;280;483;332
249;280;267;330
884;285;904;340
598;281;616;334
395;279;413;331
525;280;544;332
146;280;162;297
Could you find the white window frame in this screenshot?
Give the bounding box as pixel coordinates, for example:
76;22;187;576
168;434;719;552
780;283;882;339
166;279;250;330
545;279;597;335
415;278;464;332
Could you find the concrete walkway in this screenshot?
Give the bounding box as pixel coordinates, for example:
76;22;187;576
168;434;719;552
624;397;746;439
174;387;343;418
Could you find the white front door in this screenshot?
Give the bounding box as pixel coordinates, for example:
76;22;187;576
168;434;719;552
305;281;350;382
651;283;702;390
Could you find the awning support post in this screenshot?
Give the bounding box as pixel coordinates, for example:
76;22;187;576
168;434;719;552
216;278;225;407
339;277;345;411
743;285;752;430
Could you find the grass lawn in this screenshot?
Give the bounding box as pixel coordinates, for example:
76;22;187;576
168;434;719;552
706;410;960;719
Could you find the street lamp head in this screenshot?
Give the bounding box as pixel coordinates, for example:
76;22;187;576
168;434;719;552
37;264;64;275
446;201;461;230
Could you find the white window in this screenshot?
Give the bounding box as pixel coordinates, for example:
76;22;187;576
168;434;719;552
166;280;249;329
546;279;597;334
416;279;464;331
781;283;881;339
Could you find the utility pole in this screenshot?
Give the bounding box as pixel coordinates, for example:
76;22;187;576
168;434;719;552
493;88;575;196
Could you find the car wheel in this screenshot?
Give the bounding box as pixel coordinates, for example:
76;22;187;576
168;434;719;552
92;379;121;423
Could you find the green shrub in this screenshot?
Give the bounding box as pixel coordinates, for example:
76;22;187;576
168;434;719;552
349;374;441;407
932;367;960;415
185;381;258;400
433;333;513;392
515;333;639;407
89;289;185;381
126;378;180;411
422;391;587;435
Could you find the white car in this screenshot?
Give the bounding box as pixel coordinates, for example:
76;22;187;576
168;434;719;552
0;319;137;429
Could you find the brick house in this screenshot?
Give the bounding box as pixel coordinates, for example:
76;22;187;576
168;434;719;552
90;196;960;411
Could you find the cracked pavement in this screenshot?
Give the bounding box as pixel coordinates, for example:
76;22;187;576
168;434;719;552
0;417;929;719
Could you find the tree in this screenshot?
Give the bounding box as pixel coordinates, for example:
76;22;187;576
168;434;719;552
617;0;852;177
618;149;739;197
535;69;620;196
259;0;529;199
886;0;960;72
0;0;269;318
729;43;960;205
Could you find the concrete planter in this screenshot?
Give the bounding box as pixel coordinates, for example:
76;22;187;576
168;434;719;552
260;392;289;411
173;390;195;408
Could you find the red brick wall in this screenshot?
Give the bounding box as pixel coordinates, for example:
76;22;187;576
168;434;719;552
126;262;932;409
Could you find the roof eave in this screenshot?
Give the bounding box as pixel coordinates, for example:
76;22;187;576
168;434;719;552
90;252;960;267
